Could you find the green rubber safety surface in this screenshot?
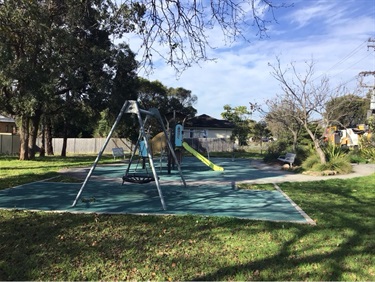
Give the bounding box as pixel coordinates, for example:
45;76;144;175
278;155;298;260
0;157;312;224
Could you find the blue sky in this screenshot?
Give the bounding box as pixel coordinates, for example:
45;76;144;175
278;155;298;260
122;0;375;120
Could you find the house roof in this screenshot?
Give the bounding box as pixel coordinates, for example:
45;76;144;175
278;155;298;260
0;115;15;123
185;114;234;129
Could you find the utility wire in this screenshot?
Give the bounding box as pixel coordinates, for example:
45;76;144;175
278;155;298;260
313;39;368;81
330;52;374;80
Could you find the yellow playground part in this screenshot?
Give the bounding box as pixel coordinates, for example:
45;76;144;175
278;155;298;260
182;142;224;171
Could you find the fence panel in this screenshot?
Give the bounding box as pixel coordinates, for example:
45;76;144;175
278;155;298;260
185;138;234;152
36;138;133;155
0;134;20;155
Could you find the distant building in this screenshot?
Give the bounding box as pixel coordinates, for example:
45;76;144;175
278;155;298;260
184;114;234;139
0;115;16;134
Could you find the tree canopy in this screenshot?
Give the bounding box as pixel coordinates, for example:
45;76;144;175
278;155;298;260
0;0;140;159
221;104;254;145
0;0;287;159
325;94;370;128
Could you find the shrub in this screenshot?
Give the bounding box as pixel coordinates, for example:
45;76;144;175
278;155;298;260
263;140;289;163
348;150;367;164
322;144;352;174
317;156;352;174
302;144;352;174
360;136;375;162
361;147;375;162
302;154;321;171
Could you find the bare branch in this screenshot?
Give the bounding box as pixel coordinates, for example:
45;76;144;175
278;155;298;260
119;0;291;74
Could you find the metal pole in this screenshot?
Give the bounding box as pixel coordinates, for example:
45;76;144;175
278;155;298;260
134;104;166;210
150;108;187;188
71;100;130;207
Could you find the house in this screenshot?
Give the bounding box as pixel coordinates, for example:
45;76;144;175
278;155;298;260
183;114;234;139
0;115;16;134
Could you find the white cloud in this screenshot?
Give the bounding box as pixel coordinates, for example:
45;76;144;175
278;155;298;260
121;1;375;121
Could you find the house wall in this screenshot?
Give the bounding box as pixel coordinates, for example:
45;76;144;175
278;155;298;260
0;122;15;134
183;127;232;139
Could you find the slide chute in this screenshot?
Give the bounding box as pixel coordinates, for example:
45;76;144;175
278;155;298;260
182;142;224;171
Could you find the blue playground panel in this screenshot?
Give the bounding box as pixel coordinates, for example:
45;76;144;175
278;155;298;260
0;157;313;224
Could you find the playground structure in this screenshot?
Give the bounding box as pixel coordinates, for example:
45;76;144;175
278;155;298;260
182;142;224;171
324;124;372;149
72;100;186;210
150;126;225;172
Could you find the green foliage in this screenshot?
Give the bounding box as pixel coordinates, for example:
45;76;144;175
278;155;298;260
263;139;289;163
302;145;352;174
366;115;375;132
325;94;369;128
348;151;367;164
221;105;254;145
301;154;321;171
359;134;375;162
324;143;347;161
0;0;145;158
317;157;352;174
360;147;375;162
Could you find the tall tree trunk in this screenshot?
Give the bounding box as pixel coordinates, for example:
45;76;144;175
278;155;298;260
39;117;46;157
45;116;54;155
28;112;42;160
19;115;29;160
61;116;68;157
39;127;46;157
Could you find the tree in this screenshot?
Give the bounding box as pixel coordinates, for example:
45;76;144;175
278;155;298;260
166;87;197;119
325;94;369;128
266;98;303;151
136;78;197;139
0;0;139;159
1;0;287;160
94;45;139;142
221;105;254;145
269;58;348;164
0;0;53;159
127;0;289;72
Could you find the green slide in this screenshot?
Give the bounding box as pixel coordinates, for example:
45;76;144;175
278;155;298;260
182;142;224;171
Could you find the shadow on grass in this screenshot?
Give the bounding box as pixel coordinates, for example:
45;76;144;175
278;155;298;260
0;172;59;190
0;176;373;281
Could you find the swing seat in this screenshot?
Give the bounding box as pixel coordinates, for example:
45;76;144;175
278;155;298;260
122;173;158;184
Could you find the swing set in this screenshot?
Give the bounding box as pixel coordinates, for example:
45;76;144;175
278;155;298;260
122;140;157;184
71;100;186;210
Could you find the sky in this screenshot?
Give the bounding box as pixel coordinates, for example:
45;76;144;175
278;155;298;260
121;0;375;121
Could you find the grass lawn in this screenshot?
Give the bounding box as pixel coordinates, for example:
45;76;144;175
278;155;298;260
0;155;374;280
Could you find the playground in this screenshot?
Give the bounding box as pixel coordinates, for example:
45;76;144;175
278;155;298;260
0;101;317;224
0;156;314;224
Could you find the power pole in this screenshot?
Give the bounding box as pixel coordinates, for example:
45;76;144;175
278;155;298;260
358;37;375;118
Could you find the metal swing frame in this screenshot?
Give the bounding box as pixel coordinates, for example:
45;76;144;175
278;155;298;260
71;100;186;210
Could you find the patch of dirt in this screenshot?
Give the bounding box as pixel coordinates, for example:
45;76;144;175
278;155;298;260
302;170;338;176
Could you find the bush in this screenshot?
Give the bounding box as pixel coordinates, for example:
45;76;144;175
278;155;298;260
263;140;289;163
301;154;321;171
301;144;352;174
360;147;375;162
348;150;367;164
360;136;375;162
317;156;352;174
